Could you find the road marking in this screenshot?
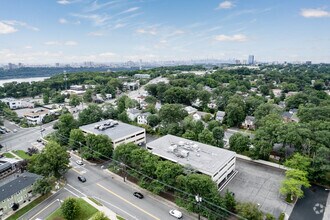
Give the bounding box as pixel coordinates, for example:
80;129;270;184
93;196;138;220
71;167;81;174
97;183;160;220
66;184;87;197
29;199;59;220
64;187;81;197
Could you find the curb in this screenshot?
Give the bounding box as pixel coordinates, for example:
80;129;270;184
105;169;202;220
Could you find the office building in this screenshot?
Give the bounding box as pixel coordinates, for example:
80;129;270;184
147;135;236;190
80;119;146;148
248;55;255;65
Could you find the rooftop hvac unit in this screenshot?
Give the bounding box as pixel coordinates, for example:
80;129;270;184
180;150;189;158
169;144;178;152
94;124;100;129
178;141;185;146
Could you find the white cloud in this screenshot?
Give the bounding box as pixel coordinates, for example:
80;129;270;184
217;1;234;9
44;41;61;46
1;20;39;32
113;23;126;29
300;8;330;18
59;18;68;24
99;52;116;57
71;13;111;26
44;41;78;46
88;32;104;37
214;34;247;42
64;41;78;46
121;7;140;14
0;21;17;34
136;28;157;35
24;46;33;49
57;0;71;5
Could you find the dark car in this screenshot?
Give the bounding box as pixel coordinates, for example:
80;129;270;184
0;144;3;149
78;176;86;182
133;192;144;199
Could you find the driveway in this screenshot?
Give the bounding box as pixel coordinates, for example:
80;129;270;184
289;185;329;220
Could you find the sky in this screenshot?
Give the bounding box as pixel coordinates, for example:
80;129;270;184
0;0;330;64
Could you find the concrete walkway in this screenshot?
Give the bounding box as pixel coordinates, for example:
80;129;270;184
82;197;118;220
323;191;330;220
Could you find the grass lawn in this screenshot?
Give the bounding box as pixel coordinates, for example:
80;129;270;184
47;198;98;220
13;150;31;159
3;152;16;158
6;193;51;220
117;215;125;220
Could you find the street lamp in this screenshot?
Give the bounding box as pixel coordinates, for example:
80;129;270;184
195;194;202;220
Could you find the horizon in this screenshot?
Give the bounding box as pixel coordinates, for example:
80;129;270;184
1;0;330;63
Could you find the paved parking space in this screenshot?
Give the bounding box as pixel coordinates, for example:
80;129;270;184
289;185;328;220
222;158;293;218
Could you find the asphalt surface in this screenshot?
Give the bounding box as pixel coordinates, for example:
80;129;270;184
0;120;55;153
289;185;329;220
66;154;193;220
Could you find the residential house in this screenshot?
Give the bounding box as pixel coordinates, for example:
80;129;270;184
137;112;151;125
155;102;162;111
134;74;150;79
126;108;141;121
192;99;202;108
192;111;212;121
272;89;282;98
207;100;217;109
184;106;198;115
0;158;20;179
0;172;41;217
123;81;139;91
1;98;22;109
216;111;226;123
282;109;299;123
242;116;256;130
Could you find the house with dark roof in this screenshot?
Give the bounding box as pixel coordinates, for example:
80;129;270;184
242;116;256;130
0;172;41;217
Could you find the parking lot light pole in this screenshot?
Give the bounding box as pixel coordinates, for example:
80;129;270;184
195;194;202;220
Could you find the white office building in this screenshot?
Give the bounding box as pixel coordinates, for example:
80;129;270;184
1;98;22;109
80;120;146;148
147;135;237;190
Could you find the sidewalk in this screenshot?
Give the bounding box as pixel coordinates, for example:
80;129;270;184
323;191;330;220
82;197;118;220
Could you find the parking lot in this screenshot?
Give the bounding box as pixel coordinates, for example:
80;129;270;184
222;158;293;218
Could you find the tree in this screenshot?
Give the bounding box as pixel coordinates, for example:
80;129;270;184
118;111;130;123
159;104;188;124
83;134;113;160
229;133;250;154
92;212;108;220
56;113;78;146
224;190;236;212
69;129;85;150
43;93;49;105
236;202;263;220
61;197;80;220
284;153;311;173
28;141;70;178
310;146;330;185
69;94;81;107
83;89;93;103
225;103;245;127
147;114;159;127
207;120;221;131
182;130;197;141
280;169;310;200
212;127;224;147
155;160;183;188
198;129;215;145
33;176;56;195
78;104;103;125
254;103;281;122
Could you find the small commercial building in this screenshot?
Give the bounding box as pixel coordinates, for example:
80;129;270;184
0;172;41;217
24;108;49;125
1;98;22;109
80;119;146;148
0;158;20;179
147;135;236;190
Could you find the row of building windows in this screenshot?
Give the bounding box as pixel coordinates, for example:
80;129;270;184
212;156;235;178
214;162;235;184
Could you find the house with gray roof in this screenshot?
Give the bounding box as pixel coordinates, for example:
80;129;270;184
0;172;41;217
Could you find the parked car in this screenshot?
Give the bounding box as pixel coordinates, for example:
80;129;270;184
0;144;3;149
37;139;42;143
41;128;45;132
169;209;183;219
133;192;144;199
13;129;17;133
78;176;86;182
76;160;83;165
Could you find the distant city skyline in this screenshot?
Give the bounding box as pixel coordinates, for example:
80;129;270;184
0;0;330;63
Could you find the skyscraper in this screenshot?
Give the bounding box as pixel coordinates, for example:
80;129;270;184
248;55;255;65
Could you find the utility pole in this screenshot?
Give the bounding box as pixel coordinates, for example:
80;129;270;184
195;194;202;220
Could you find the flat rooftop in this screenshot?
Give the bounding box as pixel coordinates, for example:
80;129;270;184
147;135;236;176
80;120;145;141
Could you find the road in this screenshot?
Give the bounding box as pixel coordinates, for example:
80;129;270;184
65;153;192;220
0;120;55;153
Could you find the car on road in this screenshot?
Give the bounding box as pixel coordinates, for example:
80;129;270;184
37;138;42;142
133;192;144;199
76;160;83;165
41;128;45;132
78;176;86;182
13;129;17;133
0;144;3;149
169;209;183;219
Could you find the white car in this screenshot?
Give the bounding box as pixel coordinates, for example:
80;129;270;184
169;209;183;219
76;160;83;165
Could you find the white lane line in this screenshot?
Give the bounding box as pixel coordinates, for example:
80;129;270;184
29;199;59;220
64;187;81;197
66;184;88;197
93;196;139;220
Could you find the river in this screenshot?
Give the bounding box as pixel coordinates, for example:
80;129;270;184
0;77;49;86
